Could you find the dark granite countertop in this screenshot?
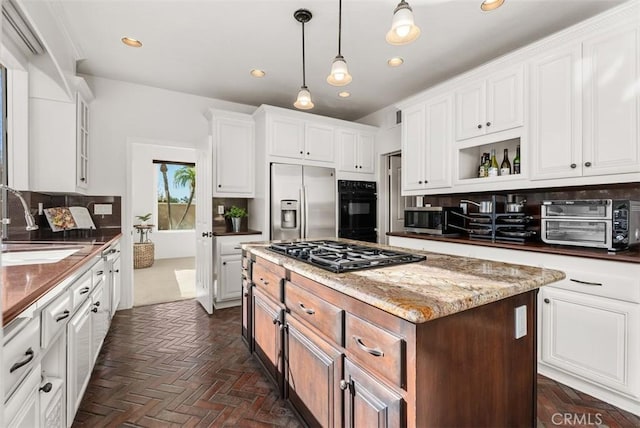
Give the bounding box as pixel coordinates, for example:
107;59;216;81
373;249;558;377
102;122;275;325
212;229;262;237
2;233;122;325
387;232;640;264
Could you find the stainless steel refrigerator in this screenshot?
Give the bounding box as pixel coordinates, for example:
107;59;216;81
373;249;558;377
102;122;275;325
271;163;336;240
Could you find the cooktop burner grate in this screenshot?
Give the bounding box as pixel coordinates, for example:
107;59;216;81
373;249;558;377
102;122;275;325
267;240;426;273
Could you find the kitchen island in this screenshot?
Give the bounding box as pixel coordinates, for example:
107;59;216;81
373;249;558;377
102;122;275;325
241;239;564;428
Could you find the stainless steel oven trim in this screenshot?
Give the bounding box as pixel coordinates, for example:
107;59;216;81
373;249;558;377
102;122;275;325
541;218;613;249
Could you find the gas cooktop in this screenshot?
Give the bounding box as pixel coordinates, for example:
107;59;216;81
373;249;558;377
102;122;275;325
267;240;426;273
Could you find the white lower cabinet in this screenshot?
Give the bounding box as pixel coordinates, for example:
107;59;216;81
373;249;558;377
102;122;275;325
40;378;65;428
67;299;93;424
90;281;109;363
213;234;261;309
540;287;640;398
4;364;41;428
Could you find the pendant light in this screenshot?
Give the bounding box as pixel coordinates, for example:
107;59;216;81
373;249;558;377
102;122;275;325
294;9;314;110
480;0;505;11
327;0;352;86
386;0;421;46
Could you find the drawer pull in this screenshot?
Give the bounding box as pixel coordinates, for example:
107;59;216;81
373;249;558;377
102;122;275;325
94;301;101;307
56;310;70;322
10;348;34;373
234;246;241;250
96;270;104;275
91;307;98;313
298;302;315;315
570;278;603;287
353;336;384;357
79;287;90;295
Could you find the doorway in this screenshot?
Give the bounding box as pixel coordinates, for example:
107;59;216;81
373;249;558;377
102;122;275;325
388;154;405;234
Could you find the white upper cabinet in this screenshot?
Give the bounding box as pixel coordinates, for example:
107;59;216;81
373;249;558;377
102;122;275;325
529;44;583;180
401;94;452;194
30;78;93;194
338;129;375;174
269;115;335;163
209;109;255;197
531;25;640;181
455;65;524;141
582;26;640;177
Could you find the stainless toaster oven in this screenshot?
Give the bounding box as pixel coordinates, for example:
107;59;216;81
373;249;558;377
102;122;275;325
541;199;640;251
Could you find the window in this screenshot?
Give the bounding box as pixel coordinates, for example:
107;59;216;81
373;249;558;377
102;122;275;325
154;161;196;230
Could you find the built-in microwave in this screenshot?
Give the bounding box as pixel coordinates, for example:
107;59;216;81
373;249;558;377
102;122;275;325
541;199;640;251
404;207;464;235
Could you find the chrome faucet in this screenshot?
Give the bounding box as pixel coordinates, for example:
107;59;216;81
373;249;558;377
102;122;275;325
0;184;39;231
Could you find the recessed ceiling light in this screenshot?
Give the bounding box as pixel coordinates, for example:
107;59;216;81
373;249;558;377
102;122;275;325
387;57;404;67
480;0;505;11
121;37;142;48
338;91;350;98
250;69;266;78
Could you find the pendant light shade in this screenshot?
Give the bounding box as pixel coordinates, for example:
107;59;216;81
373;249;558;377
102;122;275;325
480;0;505;11
294;9;314;110
386;0;421;45
327;0;352;86
294;86;314;110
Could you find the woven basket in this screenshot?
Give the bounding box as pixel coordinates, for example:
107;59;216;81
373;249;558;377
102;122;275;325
134;242;154;269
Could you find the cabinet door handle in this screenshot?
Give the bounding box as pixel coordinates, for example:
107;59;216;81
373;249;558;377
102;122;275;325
272;317;280;325
584;161;592;167
96;270;104;275
418;181;422;184
486;121;491;127
299;150;303;154
222;261;226;266
94;301;101;307
298;302;315;315
10;348;34;373
218;184;222;188
114;269;120;273
39;382;53;393
55;310;70;322
355;164;358;169
260;278;269;286
569;278;602;287
306;152;310;155
80;177;86;182
570;163;577;169
80;287;90;295
477;124;482;129
543;298;550;304
91;307;98;313
233;246;241;250
353;336;384;357
339;379;350;391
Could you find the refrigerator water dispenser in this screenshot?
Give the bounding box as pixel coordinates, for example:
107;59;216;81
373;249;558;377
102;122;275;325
281;200;298;229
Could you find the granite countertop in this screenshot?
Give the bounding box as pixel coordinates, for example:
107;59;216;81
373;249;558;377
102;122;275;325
2;234;122;325
243;239;565;324
387;232;640;264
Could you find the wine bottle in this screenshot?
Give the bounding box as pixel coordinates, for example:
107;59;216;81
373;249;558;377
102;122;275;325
483;153;491;177
478;153;487;178
488;149;499;177
500;148;511;176
513;145;521;174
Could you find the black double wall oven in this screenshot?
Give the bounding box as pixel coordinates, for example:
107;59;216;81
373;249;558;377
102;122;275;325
338;180;377;243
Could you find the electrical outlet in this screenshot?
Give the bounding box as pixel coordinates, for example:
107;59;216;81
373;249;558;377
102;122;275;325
217;205;225;215
515;305;527;339
94;204;112;215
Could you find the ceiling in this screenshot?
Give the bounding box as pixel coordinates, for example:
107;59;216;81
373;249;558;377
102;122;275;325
44;0;626;121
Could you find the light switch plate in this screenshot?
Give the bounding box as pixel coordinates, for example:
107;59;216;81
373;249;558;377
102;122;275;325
515;305;527;339
217;205;225;215
94;204;112;215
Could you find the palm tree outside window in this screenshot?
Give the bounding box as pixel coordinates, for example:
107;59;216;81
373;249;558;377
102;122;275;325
154;161;196;230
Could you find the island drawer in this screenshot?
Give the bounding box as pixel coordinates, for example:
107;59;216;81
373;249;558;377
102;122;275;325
253;261;283;302
285;281;344;346
345;312;405;388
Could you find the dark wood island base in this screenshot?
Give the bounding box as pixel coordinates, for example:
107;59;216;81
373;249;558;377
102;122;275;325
241;243;559;428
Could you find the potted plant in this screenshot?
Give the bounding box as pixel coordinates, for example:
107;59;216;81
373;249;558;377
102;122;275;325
224;206;247;233
135;212;152;225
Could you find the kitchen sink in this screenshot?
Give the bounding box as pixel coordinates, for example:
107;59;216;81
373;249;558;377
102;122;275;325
1;248;81;267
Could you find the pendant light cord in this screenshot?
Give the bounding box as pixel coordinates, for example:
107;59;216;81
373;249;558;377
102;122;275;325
302;21;307;87
338;0;342;56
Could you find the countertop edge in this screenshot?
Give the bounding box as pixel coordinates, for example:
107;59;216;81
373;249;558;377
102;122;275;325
3;234;123;326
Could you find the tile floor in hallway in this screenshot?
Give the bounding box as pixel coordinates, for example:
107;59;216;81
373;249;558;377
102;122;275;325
74;299;640;427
